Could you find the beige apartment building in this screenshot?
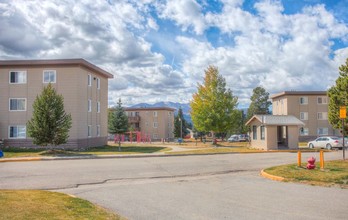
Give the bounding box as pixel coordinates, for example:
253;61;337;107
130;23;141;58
0;59;113;149
271;91;338;141
125;107;175;141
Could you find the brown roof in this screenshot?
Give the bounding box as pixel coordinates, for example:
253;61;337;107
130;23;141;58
270;91;327;99
125;107;176;112
0;58;114;79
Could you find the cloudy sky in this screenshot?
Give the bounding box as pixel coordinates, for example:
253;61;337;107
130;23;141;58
1;0;348;108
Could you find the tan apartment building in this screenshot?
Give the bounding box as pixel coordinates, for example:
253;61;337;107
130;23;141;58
125;107;175;141
271;91;338;141
0;59;113;149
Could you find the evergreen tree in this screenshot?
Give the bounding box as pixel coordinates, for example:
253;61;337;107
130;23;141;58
174;107;189;138
27;83;72;148
190;65;239;138
108;98;129;151
328;58;348;133
247;86;271;119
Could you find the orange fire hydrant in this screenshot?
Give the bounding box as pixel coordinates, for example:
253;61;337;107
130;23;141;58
306;157;316;169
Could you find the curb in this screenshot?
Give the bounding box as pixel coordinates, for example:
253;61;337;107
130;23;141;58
0;157;42;163
260;169;285;182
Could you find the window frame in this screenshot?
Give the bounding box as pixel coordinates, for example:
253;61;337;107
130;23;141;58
9;71;27;84
88;125;92;137
43;70;56;83
88;99;92;112
8;125;26;139
88;74;92;86
300;112;308;120
252;125;257;140
153;111;158;117
96;125;100;137
299;96;308;105
97;101;100;113
317;127;328;135
96;77;100;89
260;126;265;140
9;98;26;111
317;112;328;120
300;127;309;136
153;122;158;128
317;96;328;104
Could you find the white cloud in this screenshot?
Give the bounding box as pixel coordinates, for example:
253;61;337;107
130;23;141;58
0;0;347;108
157;0;206;34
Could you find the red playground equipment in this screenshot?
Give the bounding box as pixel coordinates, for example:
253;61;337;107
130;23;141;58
114;131;151;143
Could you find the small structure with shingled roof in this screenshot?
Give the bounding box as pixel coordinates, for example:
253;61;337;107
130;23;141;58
246;115;304;150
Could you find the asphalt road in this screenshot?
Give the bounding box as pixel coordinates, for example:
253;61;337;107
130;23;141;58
0;151;347;219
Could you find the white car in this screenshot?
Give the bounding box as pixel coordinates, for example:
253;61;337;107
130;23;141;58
228;135;239;142
307;136;342;150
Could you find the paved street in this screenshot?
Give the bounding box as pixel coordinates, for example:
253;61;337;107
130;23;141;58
0;151;346;219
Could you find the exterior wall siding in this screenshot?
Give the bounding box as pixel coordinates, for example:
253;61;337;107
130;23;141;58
0;60;112;149
271;92;338;142
125;108;175;141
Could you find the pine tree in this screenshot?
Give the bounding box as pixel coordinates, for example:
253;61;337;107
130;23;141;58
247;86;271;120
174;107;189;138
108;98;129;151
328;58;348;133
27;83;72;148
190;65;239;138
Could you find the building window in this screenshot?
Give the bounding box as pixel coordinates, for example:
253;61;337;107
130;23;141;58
9;125;26;139
9;71;26;84
88;74;92;86
153;111;158;117
96;125;100;137
43;70;56;83
300;112;308;120
97;101;100;113
252;125;257;140
153;122;158;128
300;128;309;136
153;134;158;139
317;127;328;135
9;98;26;111
97;78;100;89
88;99;92;112
260;126;265;140
299;97;308;105
168;112;172;116
88;125;92;137
317;112;328;120
317;96;327;104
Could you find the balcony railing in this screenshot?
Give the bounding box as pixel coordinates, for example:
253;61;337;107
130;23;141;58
128;116;140;123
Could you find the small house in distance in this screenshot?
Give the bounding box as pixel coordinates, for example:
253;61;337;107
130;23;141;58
246;115;304;150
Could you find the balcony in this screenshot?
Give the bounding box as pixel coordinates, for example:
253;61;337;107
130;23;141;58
128;116;141;123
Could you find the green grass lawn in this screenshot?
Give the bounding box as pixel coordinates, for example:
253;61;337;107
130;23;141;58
0;190;124;220
264;160;348;188
1;144;171;158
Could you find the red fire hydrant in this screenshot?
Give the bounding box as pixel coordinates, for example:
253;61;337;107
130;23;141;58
306;157;316;169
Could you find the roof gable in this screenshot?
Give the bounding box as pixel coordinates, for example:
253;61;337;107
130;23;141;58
246;115;304;126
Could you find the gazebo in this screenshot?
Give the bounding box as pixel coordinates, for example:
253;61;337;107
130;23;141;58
245;115;304;150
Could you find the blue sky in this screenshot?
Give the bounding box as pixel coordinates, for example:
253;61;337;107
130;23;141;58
1;0;348;108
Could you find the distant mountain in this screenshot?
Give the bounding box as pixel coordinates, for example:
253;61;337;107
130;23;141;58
129;102;192;124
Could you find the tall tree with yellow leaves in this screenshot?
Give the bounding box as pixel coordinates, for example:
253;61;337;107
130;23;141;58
190;66;239;139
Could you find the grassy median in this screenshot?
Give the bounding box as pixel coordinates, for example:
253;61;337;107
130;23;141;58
1;144;170;158
264;160;348;188
0;190;124;220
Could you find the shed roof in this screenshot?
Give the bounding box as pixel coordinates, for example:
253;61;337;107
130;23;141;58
246;115;305;126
